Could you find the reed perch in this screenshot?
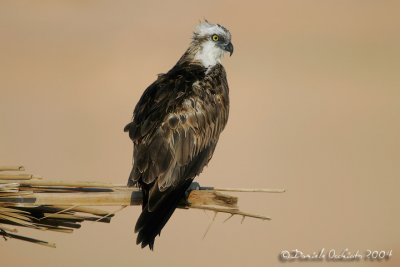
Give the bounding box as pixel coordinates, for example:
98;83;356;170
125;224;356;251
0;165;284;247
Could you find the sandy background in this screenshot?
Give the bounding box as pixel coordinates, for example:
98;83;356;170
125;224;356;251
0;1;399;266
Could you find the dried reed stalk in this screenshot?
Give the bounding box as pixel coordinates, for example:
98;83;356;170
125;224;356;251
0;165;284;247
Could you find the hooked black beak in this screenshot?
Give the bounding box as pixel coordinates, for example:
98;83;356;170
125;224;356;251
224;42;234;56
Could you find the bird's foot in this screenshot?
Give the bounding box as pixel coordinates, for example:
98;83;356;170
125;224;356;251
187;181;201;191
182;182;201;206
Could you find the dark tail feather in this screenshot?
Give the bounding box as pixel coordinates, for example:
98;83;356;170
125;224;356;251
134;180;192;250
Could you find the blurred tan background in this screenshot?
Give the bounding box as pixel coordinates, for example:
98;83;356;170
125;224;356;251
0;1;399;266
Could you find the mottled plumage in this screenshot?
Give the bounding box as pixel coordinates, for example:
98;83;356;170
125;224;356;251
124;21;233;249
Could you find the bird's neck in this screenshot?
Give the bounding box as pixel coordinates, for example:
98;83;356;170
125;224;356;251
177;42;223;70
194;42;223;68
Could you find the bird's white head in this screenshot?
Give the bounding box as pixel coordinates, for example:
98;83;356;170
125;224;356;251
192;21;233;68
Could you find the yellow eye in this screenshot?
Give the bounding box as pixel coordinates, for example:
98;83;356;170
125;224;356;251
212;34;219;42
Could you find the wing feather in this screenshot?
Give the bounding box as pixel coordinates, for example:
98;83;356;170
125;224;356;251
126;63;229;212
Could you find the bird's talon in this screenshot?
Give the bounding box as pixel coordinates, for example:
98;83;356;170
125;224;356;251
188;181;201;191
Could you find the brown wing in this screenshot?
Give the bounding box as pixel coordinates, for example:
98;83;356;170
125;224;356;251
125;63;229;208
125;63;229;248
131;90;228;210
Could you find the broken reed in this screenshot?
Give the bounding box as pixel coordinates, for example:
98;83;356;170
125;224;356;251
0;165;282;247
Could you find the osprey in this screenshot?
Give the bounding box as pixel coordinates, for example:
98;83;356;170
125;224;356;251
124;21;233;249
